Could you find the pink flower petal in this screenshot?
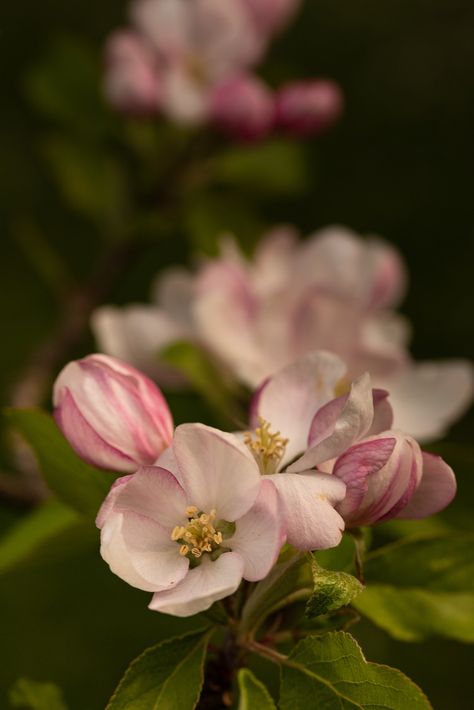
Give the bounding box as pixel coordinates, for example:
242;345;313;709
55;390;137;473
396;451;457;519
253;351;347;466
173;424;260;520
268;472;345;550
148;551;244;617
333;437;397;519
288;372;374;472
227;479;285;581
113;466;188;529
100;511;188;592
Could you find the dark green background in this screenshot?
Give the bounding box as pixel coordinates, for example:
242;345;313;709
1;1;473;708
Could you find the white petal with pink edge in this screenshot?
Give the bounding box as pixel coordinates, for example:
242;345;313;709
148;551;245;617
267;472;346;551
173;423;260;520
227;479;285;581
252;350;347;466
288;372;373;472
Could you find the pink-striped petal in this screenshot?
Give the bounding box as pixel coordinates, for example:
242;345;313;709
396;451;457;519
288;372;373;472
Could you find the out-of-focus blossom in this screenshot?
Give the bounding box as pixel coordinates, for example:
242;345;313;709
104;31;162;115
53;354;173;473
275;80;344;137
252;354;456;527
103;0;342;139
210;74;275;141
127;0;266;124
239;0;301;37
96;423;285;616
92;227;473;441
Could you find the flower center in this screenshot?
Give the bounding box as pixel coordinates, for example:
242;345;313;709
244;417;289;475
171;507;234;563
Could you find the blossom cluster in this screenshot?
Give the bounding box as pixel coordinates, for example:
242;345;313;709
92;226;473;443
53;349;457;617
104;0;343;140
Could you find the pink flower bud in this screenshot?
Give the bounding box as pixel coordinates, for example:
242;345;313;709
240;0;301;36
53;354;173;473
211;74;275;142
275;79;344;137
104;31;162;116
333;432;456;527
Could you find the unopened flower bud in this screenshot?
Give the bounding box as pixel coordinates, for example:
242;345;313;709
53;354;173;472
333;432;456;527
211;74;275;142
275;79;343;137
104;31;162;116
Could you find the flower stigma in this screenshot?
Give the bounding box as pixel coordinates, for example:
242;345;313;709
171;506;234;565
244;417;288;474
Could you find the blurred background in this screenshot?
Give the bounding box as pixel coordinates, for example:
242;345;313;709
1;1;473;708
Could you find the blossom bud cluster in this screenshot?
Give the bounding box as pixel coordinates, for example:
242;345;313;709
104;0;343;140
53;350;457;617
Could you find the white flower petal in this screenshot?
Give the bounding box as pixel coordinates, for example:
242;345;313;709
173;424;260;520
148;551;244;616
227;479;285;581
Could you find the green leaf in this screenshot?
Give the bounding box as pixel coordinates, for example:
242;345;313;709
237;669;276;710
4;408;115;518
0;500;79;575
42;135;128;229
9;677;67;710
25;38;110;136
279;632;431;709
106;630;212;710
240;551;312;637
212;139;307;195
160;341;243;426
305;557;363;618
354;534;474;642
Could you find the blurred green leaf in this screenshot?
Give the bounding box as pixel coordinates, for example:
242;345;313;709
279;632;431;709
9;677;67;710
184;191;265;256
3;408;116;518
106;630;211;710
0;499;79;575
237;669;276;710
212;139;308;195
42;135;128;230
240;551;311;636
306;557;363;619
160;341;244;426
354;534;474;642
25;38;110;136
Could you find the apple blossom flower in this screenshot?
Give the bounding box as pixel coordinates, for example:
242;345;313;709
239;0;301;37
91;226;473;442
53;354;173;473
104;31;162;115
96;423;286;616
210;74;275;141
275;79;344;137
128;0;266;124
271;356;457;527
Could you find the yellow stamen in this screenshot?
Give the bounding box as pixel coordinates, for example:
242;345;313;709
244;417;289;474
171;507;226;560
